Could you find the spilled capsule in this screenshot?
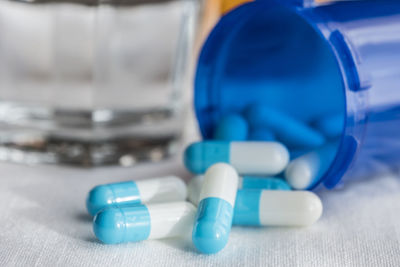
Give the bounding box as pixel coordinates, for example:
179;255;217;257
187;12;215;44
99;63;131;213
93;202;196;244
184;141;289;175
192;163;238;254
86;176;187;216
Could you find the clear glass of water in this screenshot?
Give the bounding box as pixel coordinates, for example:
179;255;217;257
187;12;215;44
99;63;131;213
0;0;198;166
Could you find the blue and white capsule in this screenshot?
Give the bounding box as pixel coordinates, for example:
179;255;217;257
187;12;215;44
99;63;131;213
93;202;196;244
184;141;289;175
192;163;239;254
285;143;338;189
245;104;325;149
86;176;187;216
233;190;323;226
213;114;249;141
187;175;291;206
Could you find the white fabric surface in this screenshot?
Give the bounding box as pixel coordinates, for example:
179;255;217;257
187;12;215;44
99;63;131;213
1;156;400;266
2;0;399;265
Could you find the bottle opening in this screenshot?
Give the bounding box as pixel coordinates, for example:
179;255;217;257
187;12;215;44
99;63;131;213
195;1;348;189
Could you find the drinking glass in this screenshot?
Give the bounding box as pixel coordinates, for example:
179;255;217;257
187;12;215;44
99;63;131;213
0;0;198;166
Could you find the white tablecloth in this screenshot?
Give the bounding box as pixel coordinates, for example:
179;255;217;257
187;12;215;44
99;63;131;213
1;155;400;266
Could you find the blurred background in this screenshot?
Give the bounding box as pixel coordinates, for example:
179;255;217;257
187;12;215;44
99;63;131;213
0;0;338;167
0;0;199;166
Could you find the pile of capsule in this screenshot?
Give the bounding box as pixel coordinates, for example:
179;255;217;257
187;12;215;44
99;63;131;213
87;104;342;254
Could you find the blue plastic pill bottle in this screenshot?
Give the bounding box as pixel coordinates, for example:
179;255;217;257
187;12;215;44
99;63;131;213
194;0;400;189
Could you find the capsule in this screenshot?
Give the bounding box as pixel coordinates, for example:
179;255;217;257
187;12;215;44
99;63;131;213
93;202;196;244
233;190;322;226
314;114;344;139
184;141;289;175
86;176;187;216
245;104;325;149
192;163;239;254
248;128;276;141
188;175;291;206
285;143;337;189
213;114;249;141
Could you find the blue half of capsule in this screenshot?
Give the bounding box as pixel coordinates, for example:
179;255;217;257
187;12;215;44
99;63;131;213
86;181;140;216
242;176;291;190
184;141;230;174
93;205;151;244
192;197;234;254
233;190;261;226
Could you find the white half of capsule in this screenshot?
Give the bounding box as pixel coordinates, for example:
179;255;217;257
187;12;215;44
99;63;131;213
230;142;289;175
284;143;337;189
137;176;187;203
199;163;239;206
258;190;323;226
147;202;196;239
